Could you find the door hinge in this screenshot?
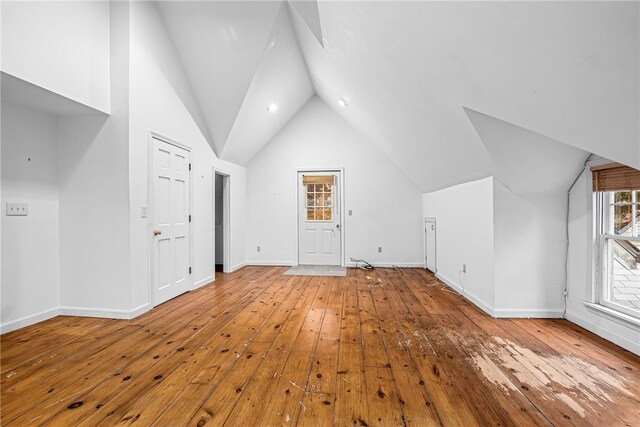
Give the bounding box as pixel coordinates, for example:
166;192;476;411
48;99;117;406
189;214;192;222
189;267;192;274
189;163;192;171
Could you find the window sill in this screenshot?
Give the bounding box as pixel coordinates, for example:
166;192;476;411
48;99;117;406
582;302;640;328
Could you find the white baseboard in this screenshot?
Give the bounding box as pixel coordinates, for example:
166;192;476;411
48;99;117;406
566;311;640;355
493;308;563;319
435;273;495;317
0;307;59;334
193;275;214;290
59;303;150;320
246;261;294;267
229;261;247;272
345;262;425;268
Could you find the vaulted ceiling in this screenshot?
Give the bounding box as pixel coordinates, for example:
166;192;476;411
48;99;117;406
156;0;640;193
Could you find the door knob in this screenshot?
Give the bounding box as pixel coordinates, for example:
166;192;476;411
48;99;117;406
336;224;341;229
154;229;162;236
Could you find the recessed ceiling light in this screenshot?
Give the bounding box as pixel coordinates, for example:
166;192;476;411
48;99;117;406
267;103;278;112
337;97;348;107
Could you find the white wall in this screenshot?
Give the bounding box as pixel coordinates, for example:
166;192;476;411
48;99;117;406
246;96;423;267
57;1;131;315
422;177;495;314
493;181;566;317
128;1;247;308
566;168;640;354
1;1;110;113
1;102;60;330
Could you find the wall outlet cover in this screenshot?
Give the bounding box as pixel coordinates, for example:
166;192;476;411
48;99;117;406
6;202;28;216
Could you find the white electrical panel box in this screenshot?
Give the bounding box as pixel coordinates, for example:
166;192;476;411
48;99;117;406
6;203;28;216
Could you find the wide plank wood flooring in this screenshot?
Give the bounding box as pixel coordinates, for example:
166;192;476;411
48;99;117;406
1;266;639;426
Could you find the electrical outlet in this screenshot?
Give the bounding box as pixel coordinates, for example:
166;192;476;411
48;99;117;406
348;209;353;216
6;202;28;216
141;206;147;218
378;246;382;253
462;264;467;273
257;246;261;253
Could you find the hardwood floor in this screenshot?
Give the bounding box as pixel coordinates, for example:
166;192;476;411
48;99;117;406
1;266;639;426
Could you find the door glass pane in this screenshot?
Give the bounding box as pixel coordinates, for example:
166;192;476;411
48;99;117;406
304;176;334;222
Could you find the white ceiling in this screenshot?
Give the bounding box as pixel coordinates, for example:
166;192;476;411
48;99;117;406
464;108;590;195
220;4;314;165
292;1;639;192
1;72;106;116
157;1;640;192
156;1;281;156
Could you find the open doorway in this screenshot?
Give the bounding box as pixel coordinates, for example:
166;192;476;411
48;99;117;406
425;218;437;273
214;170;231;277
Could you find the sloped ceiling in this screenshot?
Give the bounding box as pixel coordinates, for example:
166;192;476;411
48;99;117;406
220;4;314;165
290;1;639;192
288;1;323;47
156;1;639;192
156;1;281;156
464;108;590;194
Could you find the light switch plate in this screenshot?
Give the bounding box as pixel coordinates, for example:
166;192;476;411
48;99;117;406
141;206;147;218
6;202;28;216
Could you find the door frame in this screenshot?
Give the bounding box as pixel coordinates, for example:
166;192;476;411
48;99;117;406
147;131;193;307
213;167;232;274
294;167;346;267
424;217;437;272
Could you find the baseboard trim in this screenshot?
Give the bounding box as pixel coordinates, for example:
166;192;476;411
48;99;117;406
435;273;495;317
0;307;60;334
566;311;640;355
59;303;150;320
246;261;295;267
345;262;425;268
193;275;215;290
493;308;563;319
229;262;247;273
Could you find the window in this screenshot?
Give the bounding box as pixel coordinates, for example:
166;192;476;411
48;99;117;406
594;166;640;319
303;175;334;221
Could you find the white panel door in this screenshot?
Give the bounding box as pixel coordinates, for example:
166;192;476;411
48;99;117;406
152;137;190;306
425;219;437;273
298;171;341;266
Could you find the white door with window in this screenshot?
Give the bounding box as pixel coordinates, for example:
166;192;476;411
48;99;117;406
298;171;341;265
425;218;437;273
151;137;191;306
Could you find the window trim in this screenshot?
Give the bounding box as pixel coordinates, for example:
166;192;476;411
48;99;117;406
583;301;640;328
594;191;640;320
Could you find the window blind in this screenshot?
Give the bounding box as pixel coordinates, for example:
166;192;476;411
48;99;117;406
591;163;640;192
303;175;335;185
